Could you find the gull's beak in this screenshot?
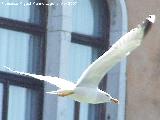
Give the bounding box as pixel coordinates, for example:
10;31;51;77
141;15;155;37
111;98;119;104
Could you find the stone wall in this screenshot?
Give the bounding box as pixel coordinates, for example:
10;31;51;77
126;0;160;120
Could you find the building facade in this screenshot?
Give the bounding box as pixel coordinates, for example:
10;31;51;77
0;0;159;120
126;0;160;120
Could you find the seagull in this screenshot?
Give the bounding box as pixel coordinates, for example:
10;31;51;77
4;15;155;104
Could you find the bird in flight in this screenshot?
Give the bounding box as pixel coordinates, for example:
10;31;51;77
4;15;155;104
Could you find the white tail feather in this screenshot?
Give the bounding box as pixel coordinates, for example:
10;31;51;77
46;91;58;94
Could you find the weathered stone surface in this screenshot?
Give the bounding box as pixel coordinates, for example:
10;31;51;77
126;0;160;120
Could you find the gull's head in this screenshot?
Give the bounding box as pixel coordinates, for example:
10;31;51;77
104;93;119;104
98;90;119;104
110;98;119;104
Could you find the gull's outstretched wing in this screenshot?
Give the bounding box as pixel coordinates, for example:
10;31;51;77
76;15;155;88
4;66;75;89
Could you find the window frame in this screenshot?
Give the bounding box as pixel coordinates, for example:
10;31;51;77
0;71;44;120
71;1;110;120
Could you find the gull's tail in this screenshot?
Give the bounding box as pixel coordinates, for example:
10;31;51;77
46;91;59;94
47;89;74;96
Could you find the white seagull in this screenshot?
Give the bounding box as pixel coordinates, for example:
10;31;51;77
4;15;155;104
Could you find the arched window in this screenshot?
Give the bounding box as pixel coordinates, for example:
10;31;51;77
69;0;110;119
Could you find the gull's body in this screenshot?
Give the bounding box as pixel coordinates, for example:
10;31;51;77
4;15;155;104
67;87;111;104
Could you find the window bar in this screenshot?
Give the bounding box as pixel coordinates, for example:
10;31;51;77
0;17;45;35
71;32;107;48
74;101;80;120
2;80;9;120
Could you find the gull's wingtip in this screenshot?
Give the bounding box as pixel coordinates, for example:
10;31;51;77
146;15;156;23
